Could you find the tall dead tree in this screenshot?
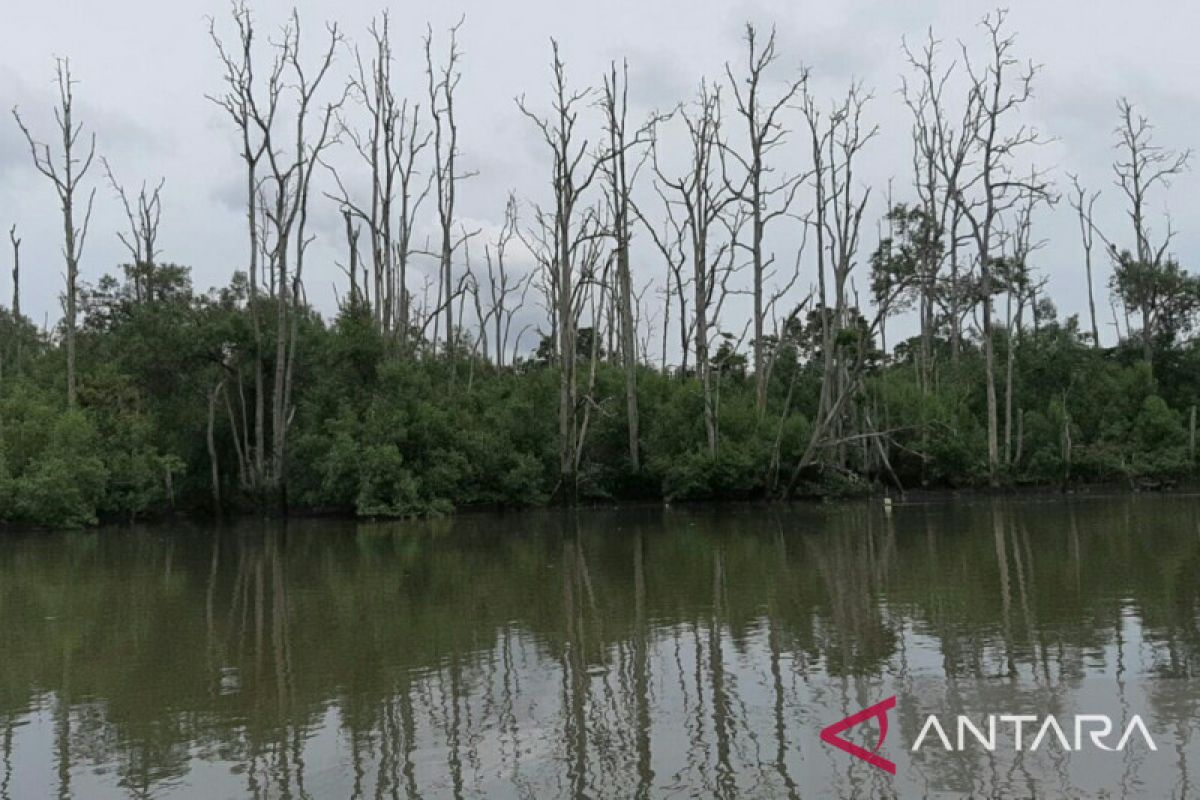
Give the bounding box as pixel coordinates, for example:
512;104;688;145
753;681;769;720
902;30;973;384
1066;174;1102;347
654;82;737;455
209;2;273;494
7;225;20;372
102;159;164;303
210;5;342;507
723;23;807;414
632;156;688;374
601;60;658;471
799;82;876;471
482;195;533;368
329;13;431;341
12;58;96;408
1000;182;1045;467
264;12;342;510
785;85;918;496
517;40;606;500
340;207;362;305
950;10;1050;487
1112;97;1190;364
426;19;474;357
8;225;18;322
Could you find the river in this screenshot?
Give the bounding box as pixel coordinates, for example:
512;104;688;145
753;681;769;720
1;496;1198;797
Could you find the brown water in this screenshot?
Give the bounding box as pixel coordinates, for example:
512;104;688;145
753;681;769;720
1;496;1198;798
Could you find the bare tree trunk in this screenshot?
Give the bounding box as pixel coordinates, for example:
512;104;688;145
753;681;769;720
7;226;17;321
797;82;876;479
13;58;96;408
948;213;963;364
1003;291;1023;466
1014;407;1024;468
342;208;360;304
8;225;19;369
1068;176;1102;346
330;13;430;343
953;11;1049;487
102;159;164;302
209;4;268;493
902;32;972;388
208;381;224;516
724;24;806;415
518;41;607;501
1113;97;1190;368
1189;405;1196;464
426;20;472;360
602;62;643;470
654;83;730;455
211;6;341;510
1061;394;1072;485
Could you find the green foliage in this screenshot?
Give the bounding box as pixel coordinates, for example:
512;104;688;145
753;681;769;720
1110;253;1200;349
2;257;1199;530
0;390;106;527
1131;395;1190;475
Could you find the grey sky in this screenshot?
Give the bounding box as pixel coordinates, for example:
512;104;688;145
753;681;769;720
2;0;1196;355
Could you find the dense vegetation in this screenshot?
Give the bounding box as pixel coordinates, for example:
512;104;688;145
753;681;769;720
2;7;1199;528
0;263;1197;528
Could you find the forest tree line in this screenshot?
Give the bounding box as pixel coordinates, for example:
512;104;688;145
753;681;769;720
1;5;1199;527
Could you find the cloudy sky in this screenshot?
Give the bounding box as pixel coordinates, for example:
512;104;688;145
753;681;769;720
1;0;1196;355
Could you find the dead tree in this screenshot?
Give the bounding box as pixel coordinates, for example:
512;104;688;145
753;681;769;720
329;13;431;341
426;19;475;357
340;206;362;305
572;216;613;474
12;58;96;408
950;10;1051;487
901;29;973;382
210;5;342;507
601;60;660;471
795;82;877;478
208;2;273;494
207;379;224;516
8;225;19;321
517;40;607;500
1066;174;1102;347
654;82;736;455
632;155;689;374
1000;182;1045;467
1112;97;1190;364
723;23;808;414
262;12;343;510
517;202;560;349
7;225;20;371
102;158;164;303
483;195;534;367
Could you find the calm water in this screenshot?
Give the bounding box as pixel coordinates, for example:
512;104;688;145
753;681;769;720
1;496;1198;798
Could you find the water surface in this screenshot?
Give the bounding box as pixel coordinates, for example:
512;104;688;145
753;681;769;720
1;496;1198;798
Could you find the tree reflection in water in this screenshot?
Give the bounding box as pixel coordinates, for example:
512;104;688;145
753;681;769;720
0;496;1198;797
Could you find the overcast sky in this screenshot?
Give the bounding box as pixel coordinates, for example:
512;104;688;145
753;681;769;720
2;0;1197;354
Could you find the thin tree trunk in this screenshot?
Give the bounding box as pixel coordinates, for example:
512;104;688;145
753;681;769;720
604;63;641;471
1189;405;1196;464
8;226;19;368
13;60;96;408
208;381;223;516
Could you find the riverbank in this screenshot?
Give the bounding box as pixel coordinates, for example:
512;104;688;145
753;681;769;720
4;294;1198;530
5;476;1200;534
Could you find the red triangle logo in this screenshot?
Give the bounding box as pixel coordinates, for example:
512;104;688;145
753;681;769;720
819;695;897;774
